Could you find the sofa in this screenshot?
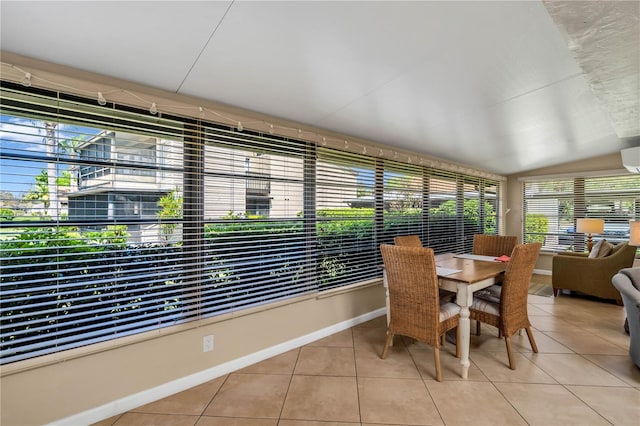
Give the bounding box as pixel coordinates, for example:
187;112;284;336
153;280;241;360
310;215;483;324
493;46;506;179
552;242;637;304
612;268;640;368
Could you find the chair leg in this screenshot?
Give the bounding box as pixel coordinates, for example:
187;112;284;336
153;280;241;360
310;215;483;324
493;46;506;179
553;288;559;297
433;347;442;382
505;336;516;369
380;331;393;359
455;326;461;358
476;320;481;336
525;326;538;353
440;334;445;346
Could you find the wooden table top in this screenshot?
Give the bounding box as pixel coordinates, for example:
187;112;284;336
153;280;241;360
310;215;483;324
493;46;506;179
436;256;507;283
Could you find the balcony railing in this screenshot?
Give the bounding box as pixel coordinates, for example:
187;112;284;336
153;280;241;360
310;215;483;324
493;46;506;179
246;176;270;195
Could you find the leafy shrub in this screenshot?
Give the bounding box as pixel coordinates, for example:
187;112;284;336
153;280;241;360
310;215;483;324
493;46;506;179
525;213;549;244
0;208;14;221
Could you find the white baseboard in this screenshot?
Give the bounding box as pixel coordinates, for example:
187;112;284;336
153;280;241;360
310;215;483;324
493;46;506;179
48;307;386;426
533;268;552;276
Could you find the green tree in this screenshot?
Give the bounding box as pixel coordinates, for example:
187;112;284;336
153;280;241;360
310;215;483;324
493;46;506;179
158;188;183;243
23;170;71;217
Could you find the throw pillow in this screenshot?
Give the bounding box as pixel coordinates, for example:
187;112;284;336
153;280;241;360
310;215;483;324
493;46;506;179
588;239;604;258
596;240;614;258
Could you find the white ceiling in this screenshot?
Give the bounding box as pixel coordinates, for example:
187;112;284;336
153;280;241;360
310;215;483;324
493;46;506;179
1;1;638;175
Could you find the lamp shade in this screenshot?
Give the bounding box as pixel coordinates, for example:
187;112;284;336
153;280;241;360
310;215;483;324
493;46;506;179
576;218;604;234
630;221;640;246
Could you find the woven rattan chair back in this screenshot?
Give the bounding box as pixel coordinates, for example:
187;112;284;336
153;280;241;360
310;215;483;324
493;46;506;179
500;242;542;335
394;234;456;303
470;242;541;369
473;234;518;257
379;243;460;381
394;235;423;247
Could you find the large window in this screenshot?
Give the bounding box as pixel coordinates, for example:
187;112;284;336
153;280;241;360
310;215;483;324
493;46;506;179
0;81;502;364
523;174;640;251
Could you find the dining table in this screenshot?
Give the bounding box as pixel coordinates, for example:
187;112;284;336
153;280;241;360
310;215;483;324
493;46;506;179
382;252;508;379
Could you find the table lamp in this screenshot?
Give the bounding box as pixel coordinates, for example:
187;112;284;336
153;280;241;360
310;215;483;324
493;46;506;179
630;220;640;246
576;218;604;252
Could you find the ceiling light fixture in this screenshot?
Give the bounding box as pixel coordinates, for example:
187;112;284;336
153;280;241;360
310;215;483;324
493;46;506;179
149;103;158;115
237;121;243;132
97;92;107;106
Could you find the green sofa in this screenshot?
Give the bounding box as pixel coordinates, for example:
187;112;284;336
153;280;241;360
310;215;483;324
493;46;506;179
552;242;637;304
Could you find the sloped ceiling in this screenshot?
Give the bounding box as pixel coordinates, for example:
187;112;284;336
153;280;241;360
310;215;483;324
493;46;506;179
1;1;638;175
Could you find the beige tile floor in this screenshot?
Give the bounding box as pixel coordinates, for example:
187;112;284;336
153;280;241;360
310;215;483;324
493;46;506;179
95;290;640;426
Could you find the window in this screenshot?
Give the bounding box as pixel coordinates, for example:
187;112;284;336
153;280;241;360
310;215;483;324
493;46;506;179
382;162;423;244
0;81;503;364
79;133;111;181
0;84;186;364
316;148;378;289
425;171;498;253
523;174;640;251
199;126;312;316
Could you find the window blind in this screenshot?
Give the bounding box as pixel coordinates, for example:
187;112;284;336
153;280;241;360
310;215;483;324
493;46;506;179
424;170;499;254
0;84;188;364
199;126;314;314
1;80;504;364
523;175;640;252
381;161;424;245
316;148;379;289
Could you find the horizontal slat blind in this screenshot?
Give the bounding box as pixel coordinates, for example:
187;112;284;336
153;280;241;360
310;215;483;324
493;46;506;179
1;84;188;364
523;175;640;251
200;126;314;315
1;81;504;364
381;160;423;245
316;148;378;289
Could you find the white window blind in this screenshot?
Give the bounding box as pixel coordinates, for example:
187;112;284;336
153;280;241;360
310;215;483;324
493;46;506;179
316;148;378;289
382;161;423;244
425;170;499;253
0;84;188;364
200;126;314;314
1;81;503;364
523;175;640;251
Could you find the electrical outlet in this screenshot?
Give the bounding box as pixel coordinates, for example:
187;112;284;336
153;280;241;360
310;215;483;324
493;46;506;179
203;335;214;352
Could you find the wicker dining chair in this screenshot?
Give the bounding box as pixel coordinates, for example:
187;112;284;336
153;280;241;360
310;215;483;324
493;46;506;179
472;234;518;310
472;234;518;257
380;244;461;381
394;235;457;303
393;235;423;247
470;242;542;370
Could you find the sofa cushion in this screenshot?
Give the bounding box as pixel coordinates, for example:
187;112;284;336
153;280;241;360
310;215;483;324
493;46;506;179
610;242;627;255
597;240;614;257
588;239;614;258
